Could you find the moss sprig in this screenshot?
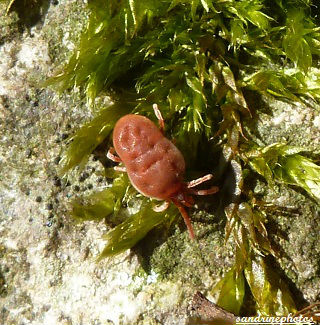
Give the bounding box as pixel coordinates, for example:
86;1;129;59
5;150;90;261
46;0;320;316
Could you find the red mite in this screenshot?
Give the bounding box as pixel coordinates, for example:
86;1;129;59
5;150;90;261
107;104;219;239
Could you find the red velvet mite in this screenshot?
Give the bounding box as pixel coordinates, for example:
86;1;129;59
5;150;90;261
107;104;219;239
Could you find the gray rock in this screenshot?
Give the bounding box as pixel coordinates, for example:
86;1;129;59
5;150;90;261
0;1;319;325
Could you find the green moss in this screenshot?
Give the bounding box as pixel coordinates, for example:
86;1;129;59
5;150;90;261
45;0;320;317
245;143;320;202
59;102;133;174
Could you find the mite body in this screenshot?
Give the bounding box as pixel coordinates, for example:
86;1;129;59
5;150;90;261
113;114;185;200
108;105;218;239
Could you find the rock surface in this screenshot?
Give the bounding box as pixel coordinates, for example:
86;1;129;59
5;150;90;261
0;1;319;325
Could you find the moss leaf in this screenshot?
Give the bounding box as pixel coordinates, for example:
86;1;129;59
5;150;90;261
283;35;312;73
246;143;320;201
244;255;296;315
212;266;245;315
71;173;129;221
283;10;315;73
98;201;178;259
59;102;132;174
275;154;320;201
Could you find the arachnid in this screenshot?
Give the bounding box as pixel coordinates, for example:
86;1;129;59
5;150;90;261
107;104;219;239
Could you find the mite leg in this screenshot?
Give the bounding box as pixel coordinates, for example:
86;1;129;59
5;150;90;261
152;104;165;132
114;166;127;172
152;200;170;212
181;192;194;207
107;147;122;163
107;147;126;172
186;174;213;188
171;198;195;240
188;186;219;196
186;173;219;196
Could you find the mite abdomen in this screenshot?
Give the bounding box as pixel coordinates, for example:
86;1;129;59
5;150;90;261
113;114;185;199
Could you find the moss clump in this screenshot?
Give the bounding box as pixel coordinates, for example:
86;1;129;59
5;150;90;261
46;0;320;317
